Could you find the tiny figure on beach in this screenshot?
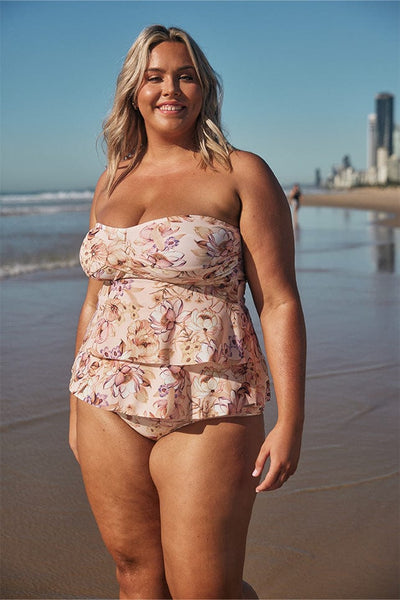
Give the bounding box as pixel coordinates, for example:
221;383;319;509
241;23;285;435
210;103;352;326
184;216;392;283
69;25;306;599
288;183;303;227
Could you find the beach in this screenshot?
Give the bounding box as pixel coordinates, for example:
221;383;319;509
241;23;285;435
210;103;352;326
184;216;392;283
302;186;400;227
1;188;399;599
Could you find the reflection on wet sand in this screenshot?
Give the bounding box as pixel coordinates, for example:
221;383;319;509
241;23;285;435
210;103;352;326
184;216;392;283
372;226;395;273
368;213;396;273
294;205;399;276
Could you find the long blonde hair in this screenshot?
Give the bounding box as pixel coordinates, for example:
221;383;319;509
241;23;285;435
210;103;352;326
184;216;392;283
103;25;232;193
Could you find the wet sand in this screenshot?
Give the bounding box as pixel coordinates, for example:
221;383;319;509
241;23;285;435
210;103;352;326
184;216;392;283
1;204;399;599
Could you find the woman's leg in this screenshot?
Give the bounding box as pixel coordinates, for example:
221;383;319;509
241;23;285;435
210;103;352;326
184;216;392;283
76;400;171;600
149;414;265;599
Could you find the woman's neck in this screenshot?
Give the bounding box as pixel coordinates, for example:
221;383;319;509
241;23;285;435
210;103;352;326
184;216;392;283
142;140;198;170
143;127;198;162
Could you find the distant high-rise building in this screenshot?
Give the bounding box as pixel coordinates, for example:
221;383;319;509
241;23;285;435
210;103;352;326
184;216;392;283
375;93;394;155
393;124;400;159
342;155;351;169
377;147;389;184
367;114;377;168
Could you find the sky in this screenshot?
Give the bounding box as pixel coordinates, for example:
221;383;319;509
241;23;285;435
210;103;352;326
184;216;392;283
1;0;399;193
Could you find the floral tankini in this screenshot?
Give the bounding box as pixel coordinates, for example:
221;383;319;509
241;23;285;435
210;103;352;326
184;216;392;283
69;215;270;439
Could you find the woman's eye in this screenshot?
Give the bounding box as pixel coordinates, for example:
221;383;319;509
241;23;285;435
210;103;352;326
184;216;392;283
146;74;195;83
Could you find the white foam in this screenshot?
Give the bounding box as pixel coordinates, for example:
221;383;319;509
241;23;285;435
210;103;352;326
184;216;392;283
0;190;94;203
0;258;80;279
1;203;91;216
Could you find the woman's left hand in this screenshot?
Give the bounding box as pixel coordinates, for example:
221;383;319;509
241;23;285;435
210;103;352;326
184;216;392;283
252;421;303;492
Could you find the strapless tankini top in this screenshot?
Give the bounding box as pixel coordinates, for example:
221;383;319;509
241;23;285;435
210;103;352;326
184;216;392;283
69;215;270;423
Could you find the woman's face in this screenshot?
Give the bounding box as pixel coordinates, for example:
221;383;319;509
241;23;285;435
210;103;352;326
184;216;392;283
136;41;203;143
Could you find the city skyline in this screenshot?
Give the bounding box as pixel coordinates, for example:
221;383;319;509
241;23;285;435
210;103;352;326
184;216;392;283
1;1;399;193
326;90;399;188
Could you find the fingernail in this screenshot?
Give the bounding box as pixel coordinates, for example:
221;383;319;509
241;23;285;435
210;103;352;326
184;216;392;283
252;469;258;477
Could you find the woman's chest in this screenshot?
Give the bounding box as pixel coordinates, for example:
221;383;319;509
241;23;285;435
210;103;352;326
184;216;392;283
96;168;240;229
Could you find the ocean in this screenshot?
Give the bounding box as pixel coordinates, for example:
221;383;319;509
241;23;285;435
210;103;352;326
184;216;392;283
0;190;93;278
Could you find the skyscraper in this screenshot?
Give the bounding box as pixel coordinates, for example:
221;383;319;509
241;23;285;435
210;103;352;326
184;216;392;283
367;114;377;168
393;124;400;159
375;93;394;155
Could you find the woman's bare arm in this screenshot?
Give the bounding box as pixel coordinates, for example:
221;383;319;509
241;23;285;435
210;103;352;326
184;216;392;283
232;151;306;491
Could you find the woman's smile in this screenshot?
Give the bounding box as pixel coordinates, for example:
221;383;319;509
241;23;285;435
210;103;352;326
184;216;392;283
156;102;186;114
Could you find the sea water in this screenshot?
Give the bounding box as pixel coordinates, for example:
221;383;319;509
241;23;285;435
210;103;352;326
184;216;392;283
0;190;93;278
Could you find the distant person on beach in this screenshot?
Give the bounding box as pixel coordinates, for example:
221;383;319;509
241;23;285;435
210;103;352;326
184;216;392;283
289;183;302;226
69;25;306;599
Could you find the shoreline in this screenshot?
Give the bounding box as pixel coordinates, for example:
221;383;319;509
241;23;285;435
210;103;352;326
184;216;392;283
302;187;400;227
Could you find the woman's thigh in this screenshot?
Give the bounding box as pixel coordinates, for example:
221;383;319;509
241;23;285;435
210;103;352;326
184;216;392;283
76;401;165;577
149;414;265;599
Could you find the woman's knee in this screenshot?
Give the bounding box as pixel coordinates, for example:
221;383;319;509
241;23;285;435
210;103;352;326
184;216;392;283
113;548;169;597
114;551;159;580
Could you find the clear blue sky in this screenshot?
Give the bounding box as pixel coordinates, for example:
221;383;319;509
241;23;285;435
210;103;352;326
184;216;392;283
1;0;399;192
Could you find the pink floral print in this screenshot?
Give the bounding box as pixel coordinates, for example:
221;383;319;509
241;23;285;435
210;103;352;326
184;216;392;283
70;215;270;426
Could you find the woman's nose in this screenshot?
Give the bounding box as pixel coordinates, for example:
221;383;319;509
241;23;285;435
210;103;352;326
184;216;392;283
162;76;181;96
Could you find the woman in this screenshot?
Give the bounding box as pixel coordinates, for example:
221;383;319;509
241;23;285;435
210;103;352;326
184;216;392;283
69;25;306;599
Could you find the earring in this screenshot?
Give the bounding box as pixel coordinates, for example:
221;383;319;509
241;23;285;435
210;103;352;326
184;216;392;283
131;99;137;110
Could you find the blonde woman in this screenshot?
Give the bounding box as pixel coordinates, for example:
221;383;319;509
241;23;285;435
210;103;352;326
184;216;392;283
69;25;306;599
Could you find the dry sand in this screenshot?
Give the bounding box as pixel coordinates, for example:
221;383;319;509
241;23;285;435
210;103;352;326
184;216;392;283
302;186;400;227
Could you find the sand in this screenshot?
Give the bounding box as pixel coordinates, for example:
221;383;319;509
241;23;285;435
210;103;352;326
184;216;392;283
302;186;400;227
1;198;399;599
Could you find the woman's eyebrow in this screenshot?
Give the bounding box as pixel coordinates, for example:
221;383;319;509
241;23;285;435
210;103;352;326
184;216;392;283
145;65;196;73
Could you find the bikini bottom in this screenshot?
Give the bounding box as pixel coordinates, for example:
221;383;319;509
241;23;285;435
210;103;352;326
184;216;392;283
115;409;263;441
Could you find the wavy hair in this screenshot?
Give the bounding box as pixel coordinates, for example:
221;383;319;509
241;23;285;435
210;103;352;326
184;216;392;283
102;25;232;193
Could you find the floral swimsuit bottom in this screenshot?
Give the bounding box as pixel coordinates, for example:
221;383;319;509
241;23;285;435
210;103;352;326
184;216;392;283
69;214;270;440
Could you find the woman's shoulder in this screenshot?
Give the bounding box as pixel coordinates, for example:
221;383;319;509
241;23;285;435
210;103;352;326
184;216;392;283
229;149;281;193
230;148;267;169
